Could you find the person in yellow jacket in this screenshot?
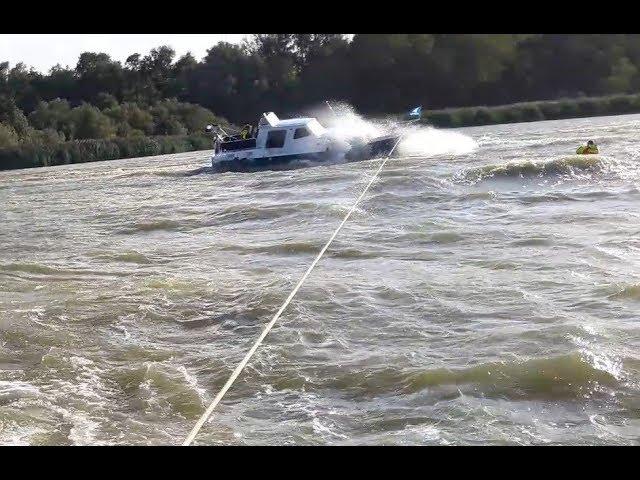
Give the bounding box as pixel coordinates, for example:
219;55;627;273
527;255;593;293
576;140;599;154
240;124;253;139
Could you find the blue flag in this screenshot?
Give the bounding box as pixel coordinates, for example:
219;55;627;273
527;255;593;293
408;106;422;119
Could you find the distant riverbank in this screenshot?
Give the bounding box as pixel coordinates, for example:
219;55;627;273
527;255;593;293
0;134;212;171
421;93;640;128
5;93;640;171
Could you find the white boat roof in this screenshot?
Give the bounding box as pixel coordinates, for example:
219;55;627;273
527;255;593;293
260;112;326;135
276;117;316;126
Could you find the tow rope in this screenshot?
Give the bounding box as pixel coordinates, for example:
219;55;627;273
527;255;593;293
183;134;405;446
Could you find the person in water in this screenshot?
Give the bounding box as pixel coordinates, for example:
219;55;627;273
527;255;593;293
576;140;599;154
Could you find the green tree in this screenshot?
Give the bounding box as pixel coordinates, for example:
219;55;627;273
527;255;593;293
29;98;74;140
0;94;30;136
7;63;43;113
138;46;176;101
603;56;638;93
35;64;78;103
75;52;124;103
0;122;19;147
96;92;118;109
70;103;115;139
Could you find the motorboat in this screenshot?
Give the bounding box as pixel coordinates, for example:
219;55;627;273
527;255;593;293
206;111;403;172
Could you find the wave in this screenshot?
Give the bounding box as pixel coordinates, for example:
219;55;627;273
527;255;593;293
403;353;620;398
115;203;309;234
115;167;208;179
214;203;306;225
0;262;131;282
116;219;183;234
462;156;603;183
0;262;63;275
265;353;625;401
426;231;465;244
99;251;153;264
109;361;206;418
220;240;322;256
219;240;384;259
0;380;41;406
510;237;553;247
608;283;640;300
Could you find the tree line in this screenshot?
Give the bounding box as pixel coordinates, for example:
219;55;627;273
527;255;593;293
3;34;640;150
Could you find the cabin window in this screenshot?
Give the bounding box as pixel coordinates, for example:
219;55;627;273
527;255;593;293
294;127;311;139
266;129;287;148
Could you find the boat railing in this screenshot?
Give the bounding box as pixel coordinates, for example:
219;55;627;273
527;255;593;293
220;138;257;152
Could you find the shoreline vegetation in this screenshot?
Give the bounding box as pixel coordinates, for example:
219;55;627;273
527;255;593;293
0;134;213;170
4;93;640;171
421;93;640;128
3;94;640;171
5;34;640;170
0;96;231;171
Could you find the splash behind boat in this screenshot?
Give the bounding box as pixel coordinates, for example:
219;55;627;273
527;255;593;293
207;112;402;172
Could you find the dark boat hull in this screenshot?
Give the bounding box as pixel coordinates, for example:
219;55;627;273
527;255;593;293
344;134;402;162
211;134;403;173
212;152;330;173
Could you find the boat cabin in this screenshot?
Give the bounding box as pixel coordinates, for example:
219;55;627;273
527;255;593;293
217;112;327;154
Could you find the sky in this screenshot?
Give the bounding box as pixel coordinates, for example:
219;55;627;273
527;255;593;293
0;34;250;73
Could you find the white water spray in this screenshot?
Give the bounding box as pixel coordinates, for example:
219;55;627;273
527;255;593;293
397;126;477;156
311;102;477;159
323;103;384;142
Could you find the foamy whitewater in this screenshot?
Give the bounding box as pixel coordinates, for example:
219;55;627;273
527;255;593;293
1;112;639;445
303;102;478;164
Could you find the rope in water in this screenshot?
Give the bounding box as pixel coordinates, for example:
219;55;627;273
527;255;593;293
183;135;405;446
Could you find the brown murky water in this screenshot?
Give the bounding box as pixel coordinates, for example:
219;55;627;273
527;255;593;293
1;114;639;445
